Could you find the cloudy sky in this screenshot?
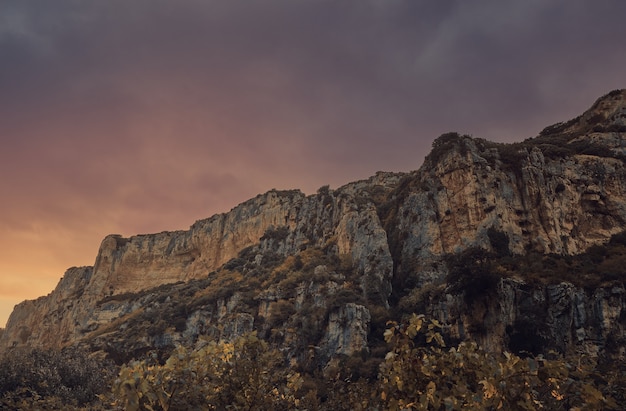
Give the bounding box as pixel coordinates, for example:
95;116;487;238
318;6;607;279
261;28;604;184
1;0;625;326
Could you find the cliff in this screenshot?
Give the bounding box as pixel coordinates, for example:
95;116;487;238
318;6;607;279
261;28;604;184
1;174;399;355
2;90;626;368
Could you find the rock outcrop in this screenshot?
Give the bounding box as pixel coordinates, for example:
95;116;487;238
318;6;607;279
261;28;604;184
2;90;626;367
1;179;398;354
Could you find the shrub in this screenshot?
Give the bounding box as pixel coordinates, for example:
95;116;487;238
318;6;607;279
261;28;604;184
317;185;330;196
327;288;365;313
425;132;470;166
446;247;501;306
112;333;303;411
497;143;528;173
269;299;296;327
379;314;616;410
0;346;117;408
223;257;246;271
260;225;290;242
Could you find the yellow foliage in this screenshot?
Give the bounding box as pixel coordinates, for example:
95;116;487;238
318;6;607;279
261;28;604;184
111;332;303;410
379;315;617;410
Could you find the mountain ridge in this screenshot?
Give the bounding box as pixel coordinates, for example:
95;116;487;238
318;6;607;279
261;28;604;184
2;90;626;370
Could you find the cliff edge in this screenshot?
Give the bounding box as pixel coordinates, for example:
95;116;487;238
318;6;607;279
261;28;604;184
2;90;626;366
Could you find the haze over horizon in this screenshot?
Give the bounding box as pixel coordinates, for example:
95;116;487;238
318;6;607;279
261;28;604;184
1;1;625;327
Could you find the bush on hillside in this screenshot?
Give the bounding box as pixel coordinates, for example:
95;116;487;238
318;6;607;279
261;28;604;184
0;346;116;409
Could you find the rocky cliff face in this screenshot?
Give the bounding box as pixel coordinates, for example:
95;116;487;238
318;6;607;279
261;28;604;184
1;175;399;356
2;90;626;367
387;133;626;287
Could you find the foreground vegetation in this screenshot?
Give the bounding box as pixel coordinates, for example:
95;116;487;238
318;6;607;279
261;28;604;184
0;346;116;410
1;314;623;410
107;315;621;410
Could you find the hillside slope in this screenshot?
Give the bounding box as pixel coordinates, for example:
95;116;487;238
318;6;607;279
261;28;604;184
2;90;626;368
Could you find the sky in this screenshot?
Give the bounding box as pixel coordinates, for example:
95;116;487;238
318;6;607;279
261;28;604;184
1;0;625;327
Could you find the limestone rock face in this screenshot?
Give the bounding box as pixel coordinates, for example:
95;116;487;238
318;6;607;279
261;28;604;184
1;182;396;352
2;90;626;364
415;145;624;255
321;303;371;357
387;93;626;290
88;190;309;299
421;279;626;358
2;267;92;349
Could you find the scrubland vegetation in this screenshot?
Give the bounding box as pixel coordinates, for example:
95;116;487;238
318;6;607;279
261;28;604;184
3;229;626;409
2;314;622;410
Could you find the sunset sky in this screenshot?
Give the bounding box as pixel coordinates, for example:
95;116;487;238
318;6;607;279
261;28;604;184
1;1;625;327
